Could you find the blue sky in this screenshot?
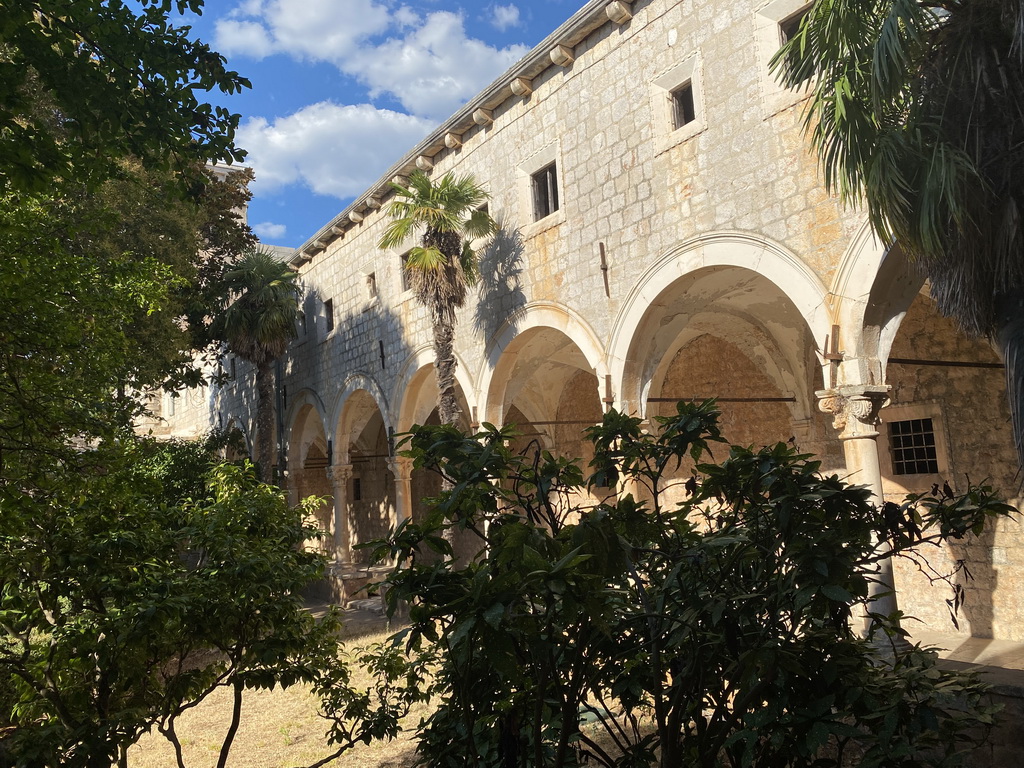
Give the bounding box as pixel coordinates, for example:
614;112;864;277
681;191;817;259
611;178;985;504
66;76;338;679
183;0;584;247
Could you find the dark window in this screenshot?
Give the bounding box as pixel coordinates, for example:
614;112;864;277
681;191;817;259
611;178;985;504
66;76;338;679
352;477;362;501
889;418;940;475
532;163;559;220
779;7;809;44
671;82;696;129
230;357;236;380
324;298;334;333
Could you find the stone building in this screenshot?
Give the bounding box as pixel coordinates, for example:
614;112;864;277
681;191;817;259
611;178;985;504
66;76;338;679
154;0;1021;642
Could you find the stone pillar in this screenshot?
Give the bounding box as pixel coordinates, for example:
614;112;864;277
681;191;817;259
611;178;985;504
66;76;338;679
327;463;353;564
816;385;901;625
389;456;414;527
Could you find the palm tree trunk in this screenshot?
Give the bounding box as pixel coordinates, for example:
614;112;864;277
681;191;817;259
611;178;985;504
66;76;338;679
431;303;461;427
255;360;276;482
995;291;1024;474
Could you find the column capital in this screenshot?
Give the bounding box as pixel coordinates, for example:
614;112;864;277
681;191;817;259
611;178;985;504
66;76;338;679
326;463;353;482
388;456;414;481
815;385;890;440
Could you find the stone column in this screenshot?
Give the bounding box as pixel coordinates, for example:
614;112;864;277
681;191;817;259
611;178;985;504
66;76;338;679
389;456;414;527
327;463;353;564
816;384;901;624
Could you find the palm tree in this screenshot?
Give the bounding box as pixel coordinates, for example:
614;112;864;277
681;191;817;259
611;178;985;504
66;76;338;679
217;248;301;479
379;170;497;425
772;1;1024;466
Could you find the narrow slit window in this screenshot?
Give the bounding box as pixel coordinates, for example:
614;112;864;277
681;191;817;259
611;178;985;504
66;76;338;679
352;477;362;501
324;298;334;333
889;418;940;475
531;163;559;220
671;82;696;130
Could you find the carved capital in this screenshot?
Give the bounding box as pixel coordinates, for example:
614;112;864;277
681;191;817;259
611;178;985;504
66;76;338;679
388;456;414;482
326;463;353;483
816;385;890;439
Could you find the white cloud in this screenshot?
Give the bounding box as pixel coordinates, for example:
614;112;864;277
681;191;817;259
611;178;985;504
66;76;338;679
216;0;390;64
253;221;287;240
237;101;435;199
214;19;275;59
216;1;528;121
351;12;528;120
491;4;521;31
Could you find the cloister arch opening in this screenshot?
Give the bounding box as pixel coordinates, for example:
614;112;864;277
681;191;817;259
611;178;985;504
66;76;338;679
396;361;477;559
287;399;333;557
619;264;838;505
486;325;604;465
336;388;395;566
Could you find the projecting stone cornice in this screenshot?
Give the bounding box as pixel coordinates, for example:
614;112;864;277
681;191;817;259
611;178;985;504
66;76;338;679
291;0;624;266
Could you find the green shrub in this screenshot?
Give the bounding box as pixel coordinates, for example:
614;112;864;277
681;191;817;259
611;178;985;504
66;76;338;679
371;401;1012;768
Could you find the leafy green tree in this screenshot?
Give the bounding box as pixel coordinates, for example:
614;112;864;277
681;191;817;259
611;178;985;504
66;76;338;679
0;442;326;767
216;249;301;479
370;402;1012;768
378;170;497;425
771;1;1024;464
0;161;253;476
1;442;422;768
0;0;248;192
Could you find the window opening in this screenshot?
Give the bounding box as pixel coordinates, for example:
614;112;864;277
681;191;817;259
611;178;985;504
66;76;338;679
889;418;940;475
366;272;378;299
352;477;362;501
779;7;809;44
671;82;697;129
324;298;334;333
531;163;559;220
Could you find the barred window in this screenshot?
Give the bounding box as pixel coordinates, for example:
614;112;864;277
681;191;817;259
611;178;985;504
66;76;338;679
888;418;939;475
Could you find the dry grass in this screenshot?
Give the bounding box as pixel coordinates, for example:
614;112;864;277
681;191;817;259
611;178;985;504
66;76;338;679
128;630;428;768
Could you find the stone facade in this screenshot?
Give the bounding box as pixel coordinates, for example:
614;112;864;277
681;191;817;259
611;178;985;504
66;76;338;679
151;0;1021;639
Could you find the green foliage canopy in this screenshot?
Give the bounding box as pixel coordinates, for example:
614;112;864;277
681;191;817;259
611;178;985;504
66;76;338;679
0;0;249;192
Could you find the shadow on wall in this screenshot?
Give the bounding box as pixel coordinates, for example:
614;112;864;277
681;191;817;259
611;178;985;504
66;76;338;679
474;219;527;342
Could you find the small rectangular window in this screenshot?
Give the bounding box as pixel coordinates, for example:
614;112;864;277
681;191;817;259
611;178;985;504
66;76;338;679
532;163;559;220
889;418;940;475
366;272;378;300
671;82;696;130
324;298;334;333
352;477;362;501
779;7;809;44
230;357;237;381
